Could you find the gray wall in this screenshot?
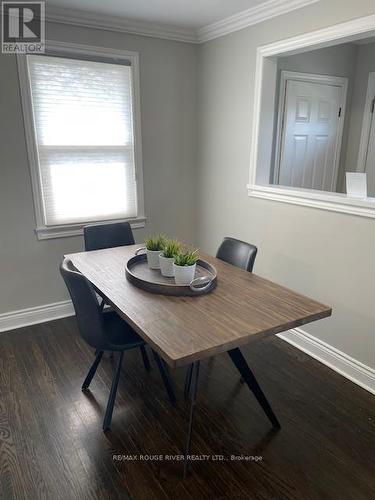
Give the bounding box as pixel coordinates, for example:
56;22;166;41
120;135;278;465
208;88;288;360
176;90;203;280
0;21;198;313
274;44;358;191
197;0;375;368
345;42;375;178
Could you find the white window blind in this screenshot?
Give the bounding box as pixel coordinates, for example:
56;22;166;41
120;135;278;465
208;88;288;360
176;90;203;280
26;54;138;226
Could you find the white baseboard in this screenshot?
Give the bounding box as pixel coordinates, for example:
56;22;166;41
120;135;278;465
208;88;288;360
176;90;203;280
0;300;74;333
1;301;374;396
278;328;375;396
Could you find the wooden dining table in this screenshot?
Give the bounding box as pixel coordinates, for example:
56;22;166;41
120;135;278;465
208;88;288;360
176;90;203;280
65;243;332;477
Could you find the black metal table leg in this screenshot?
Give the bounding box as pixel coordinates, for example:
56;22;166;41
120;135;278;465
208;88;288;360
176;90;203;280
227;348;280;429
183;361;200;479
140;345;151;371
152;350;176;404
184;363;193;400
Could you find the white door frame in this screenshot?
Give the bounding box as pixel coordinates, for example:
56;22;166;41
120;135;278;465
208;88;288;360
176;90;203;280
274;71;348;191
357;72;375;172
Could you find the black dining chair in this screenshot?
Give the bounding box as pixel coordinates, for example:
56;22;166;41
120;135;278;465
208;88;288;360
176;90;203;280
83;221;135;251
60;258;176;431
83;221;150;370
184;237;258;398
215;236;258;272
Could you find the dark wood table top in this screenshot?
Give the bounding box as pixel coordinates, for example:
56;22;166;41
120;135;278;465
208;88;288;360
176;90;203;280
65;244;332;367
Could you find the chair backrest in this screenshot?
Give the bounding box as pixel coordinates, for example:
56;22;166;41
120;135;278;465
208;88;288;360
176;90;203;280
216;237;258;272
60;258;106;349
83;221;135;251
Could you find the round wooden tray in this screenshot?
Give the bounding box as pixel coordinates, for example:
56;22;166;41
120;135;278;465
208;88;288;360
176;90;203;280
125;254;217;296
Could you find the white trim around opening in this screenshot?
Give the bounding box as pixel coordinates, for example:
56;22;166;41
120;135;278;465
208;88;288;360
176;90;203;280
247;13;375;219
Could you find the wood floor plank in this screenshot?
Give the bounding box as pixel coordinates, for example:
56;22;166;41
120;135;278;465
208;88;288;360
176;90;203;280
0;341;54;499
0;318;374;499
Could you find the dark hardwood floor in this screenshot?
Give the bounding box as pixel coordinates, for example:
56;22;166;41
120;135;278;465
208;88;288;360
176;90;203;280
0;317;374;500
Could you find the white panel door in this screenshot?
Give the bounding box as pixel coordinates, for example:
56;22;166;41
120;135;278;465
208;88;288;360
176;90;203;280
277;79;343;191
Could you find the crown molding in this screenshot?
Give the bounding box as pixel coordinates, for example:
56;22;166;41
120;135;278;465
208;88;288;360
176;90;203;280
197;0;320;43
44;1;320;45
45;6;198;44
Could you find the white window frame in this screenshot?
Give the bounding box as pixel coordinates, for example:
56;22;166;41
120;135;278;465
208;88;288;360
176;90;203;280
17;40;146;240
247;14;375;219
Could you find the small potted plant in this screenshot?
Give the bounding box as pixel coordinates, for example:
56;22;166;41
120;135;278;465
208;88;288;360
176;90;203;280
173;249;199;285
138;235;165;269
159;239;181;277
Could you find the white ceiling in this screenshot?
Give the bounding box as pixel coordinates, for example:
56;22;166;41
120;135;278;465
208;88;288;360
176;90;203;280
45;0;267;29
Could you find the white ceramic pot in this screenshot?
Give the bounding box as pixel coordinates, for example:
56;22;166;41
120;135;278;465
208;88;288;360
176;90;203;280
146;250;161;269
159;254;175;277
173;263;196;285
135;247;161;269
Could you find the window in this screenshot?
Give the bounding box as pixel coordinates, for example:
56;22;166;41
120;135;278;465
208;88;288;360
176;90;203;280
18;43;145;239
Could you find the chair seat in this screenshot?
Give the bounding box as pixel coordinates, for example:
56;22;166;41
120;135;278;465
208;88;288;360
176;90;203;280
103;311;145;350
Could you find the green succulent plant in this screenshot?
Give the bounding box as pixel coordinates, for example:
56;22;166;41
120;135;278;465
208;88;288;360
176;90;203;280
174;249;199;267
145;235;166;251
161;239;181;258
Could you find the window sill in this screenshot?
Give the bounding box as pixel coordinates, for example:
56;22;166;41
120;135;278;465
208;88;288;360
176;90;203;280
247;184;375;219
35;217;147;240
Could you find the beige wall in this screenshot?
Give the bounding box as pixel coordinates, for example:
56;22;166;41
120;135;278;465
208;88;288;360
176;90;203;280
0;21;197;313
197;0;375;368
